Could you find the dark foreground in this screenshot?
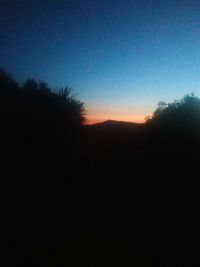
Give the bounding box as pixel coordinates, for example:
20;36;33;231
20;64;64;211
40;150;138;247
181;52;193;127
3;121;199;267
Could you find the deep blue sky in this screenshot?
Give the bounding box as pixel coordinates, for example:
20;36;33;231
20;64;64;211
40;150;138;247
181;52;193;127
1;0;200;123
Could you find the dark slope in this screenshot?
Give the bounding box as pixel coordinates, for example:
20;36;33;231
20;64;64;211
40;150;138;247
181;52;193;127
87;119;143;130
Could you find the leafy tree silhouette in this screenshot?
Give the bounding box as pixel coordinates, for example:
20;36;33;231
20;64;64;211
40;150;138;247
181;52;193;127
146;94;200;142
149;93;200;127
0;68;86;191
144;93;200;182
1;69;87;265
58;87;86;126
0;68;85;143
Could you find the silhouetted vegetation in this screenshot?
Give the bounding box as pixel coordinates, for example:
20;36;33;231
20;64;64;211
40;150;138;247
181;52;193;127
0;69;85;165
144;94;200;169
2;69;200;266
148;94;200;135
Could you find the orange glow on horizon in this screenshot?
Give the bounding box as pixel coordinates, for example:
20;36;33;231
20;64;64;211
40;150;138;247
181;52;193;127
85;114;146;125
84;103;153;125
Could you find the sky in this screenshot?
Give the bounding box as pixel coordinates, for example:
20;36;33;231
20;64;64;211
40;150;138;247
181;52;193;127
0;0;200;124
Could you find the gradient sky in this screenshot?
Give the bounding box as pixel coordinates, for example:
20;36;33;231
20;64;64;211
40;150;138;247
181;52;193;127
0;0;200;123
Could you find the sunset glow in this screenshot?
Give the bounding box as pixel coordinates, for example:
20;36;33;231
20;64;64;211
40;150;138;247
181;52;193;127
1;1;200;123
85;113;145;125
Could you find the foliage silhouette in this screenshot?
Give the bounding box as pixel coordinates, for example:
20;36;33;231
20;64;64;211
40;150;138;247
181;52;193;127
0;69;86;159
145;94;200;160
150;93;200;127
2;68;200;266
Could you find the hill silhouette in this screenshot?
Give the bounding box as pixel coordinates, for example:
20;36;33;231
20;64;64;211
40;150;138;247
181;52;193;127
91;119;142;127
1;69;200;266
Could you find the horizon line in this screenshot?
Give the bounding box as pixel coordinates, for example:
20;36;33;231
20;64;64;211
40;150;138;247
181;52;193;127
84;118;146;125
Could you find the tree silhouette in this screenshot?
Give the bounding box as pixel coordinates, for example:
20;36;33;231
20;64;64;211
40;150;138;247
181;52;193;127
0;68;86;169
1;69;87;264
146;94;200;141
145;93;200;170
0;69;86;127
58;87;86;126
149;93;200;126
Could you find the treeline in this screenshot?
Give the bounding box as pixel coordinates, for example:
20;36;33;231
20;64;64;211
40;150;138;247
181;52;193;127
1;69;87;266
0;69;86;170
2;69;200;266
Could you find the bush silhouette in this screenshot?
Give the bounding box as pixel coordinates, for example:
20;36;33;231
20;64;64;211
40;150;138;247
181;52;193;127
146;94;200;143
144;94;200;177
149;93;200;128
0;68;86;180
1;69;87;262
0;69;85;132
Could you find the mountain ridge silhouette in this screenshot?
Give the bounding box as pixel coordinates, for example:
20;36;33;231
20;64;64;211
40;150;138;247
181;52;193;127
87;119;144;128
